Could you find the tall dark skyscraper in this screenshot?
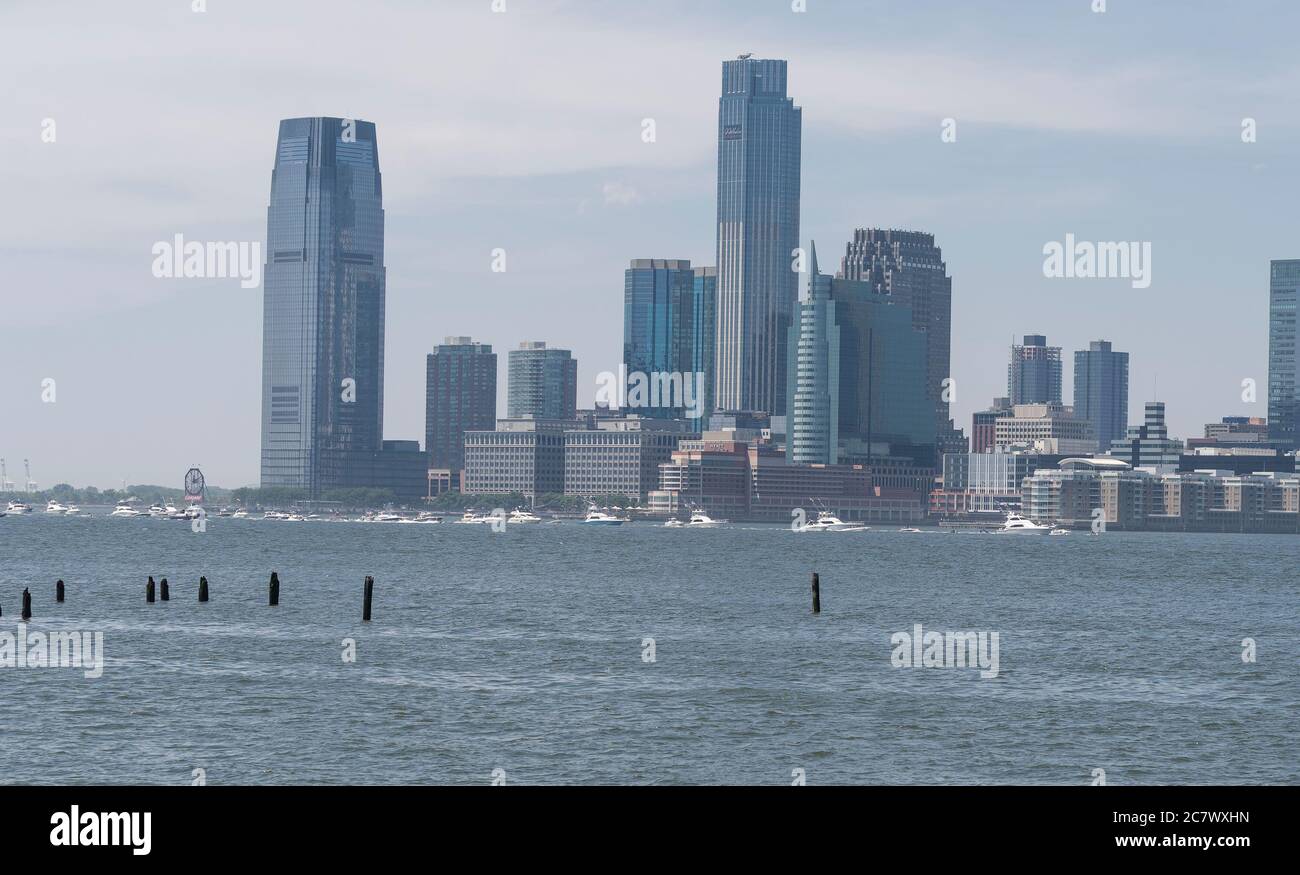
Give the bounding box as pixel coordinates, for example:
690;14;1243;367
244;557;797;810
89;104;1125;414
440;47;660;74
715;56;802;416
622;259;715;422
426;337;497;474
1074;340;1129;451
839;229;955;446
508;342;577;420
1008;335;1063;405
1268;259;1299;448
787;244;936;467
259;117;386;495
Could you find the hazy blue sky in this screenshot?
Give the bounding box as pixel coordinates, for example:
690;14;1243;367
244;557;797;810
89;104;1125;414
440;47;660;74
3;0;1298;490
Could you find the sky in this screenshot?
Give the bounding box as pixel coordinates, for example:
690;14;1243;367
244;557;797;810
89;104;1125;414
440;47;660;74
2;0;1299;490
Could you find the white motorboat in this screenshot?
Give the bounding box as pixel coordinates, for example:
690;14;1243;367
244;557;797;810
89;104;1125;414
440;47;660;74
686;511;726;527
455;511;496;524
64;504;83;515
898;527;923;533
507;509;542;524
45;500;70;514
372;512;403;523
1049;528;1070;536
798;511;868;533
580;509;627;526
110;500;145;517
663;518;685;528
996;512;1053;534
6;500;33;515
231;509;250;519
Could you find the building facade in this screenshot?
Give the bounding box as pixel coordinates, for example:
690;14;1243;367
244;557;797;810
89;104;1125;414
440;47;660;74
259;117;420;500
786;244;936;468
622;259;715;422
714;56;802;417
425;337;496;474
1268;259;1299;448
992;403;1094;455
461;427;566;497
507;342;577;421
1106;401;1183;472
564;419;693;501
971;397;1012;454
839;228;957;447
1008;335;1063;405
1073;340;1129;451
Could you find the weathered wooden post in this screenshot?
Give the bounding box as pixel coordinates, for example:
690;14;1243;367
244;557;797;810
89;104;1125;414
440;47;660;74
146;576;156;603
56;579;65;603
363;575;373;622
269;571;280;607
198;576;209;603
21;588;32;621
811;572;821;614
160;578;170;601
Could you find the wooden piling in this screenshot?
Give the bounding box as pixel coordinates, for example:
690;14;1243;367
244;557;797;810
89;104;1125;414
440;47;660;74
811;572;821;614
146;576;156;603
198;576;209;603
160;578;170;601
269;571;280;607
21;588;32;621
363;575;373;622
56;579;64;603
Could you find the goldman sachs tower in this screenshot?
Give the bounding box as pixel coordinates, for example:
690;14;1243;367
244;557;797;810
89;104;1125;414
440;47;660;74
714;56;802;416
258;117;390;497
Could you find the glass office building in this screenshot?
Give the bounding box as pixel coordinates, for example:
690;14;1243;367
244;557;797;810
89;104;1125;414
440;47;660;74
259;117;386;496
1008;335;1063;405
507;342;577;421
1269;259;1300;449
1073;339;1129;451
715;57;802;417
426;337;497;474
786;245;936;467
622;259;715;422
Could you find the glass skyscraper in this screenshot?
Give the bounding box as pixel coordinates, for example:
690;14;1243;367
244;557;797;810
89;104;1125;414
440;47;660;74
622;259;715;422
426;337;497;474
786;244;936;467
507;342;577;421
715;56;802;417
259;117;387;496
1008;335;1063;405
1269;259;1299;448
1073;339;1129;451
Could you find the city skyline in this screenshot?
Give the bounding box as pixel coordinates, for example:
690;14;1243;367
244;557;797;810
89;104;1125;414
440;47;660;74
4;0;1298;488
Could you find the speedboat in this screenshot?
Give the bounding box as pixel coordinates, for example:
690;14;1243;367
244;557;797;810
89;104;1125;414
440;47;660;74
262;511;288;520
64;504;83;515
663;518;685;528
372;512;403;523
165;505;187;520
110;500;145;517
455;511;495;524
147;504;168;517
6;500;33;515
686;511;726;527
1049;527;1070;536
46;500;70;514
231;509;249;519
507;509;542;524
898;527;922;533
996;512;1052;534
798;511;867;533
580;510;627;526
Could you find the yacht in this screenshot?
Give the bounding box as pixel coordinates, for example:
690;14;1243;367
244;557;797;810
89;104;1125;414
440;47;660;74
147;504;168;518
997;512;1053;534
231;509;250;519
580;509;627;526
507;509;542;524
663;518;685;528
797;511;868;533
401;512;443;524
686;511;726;527
45;500;70;514
165;505;188;520
110;500;145;517
898;527;923;533
1049;527;1070;536
455;511;495;525
64;504;83;515
262;511;289;521
6;500;34;515
372;512;403;523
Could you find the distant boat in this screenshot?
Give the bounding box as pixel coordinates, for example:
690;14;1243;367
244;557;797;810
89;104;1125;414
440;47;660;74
6;500;33;515
231;509;250;519
64;504;83;515
686;511;726;527
898;527;923;533
797;511;867;533
372;512;403;523
507;509;542;524
1049;528;1070;536
580;509;627;526
455;511;495;525
996;513;1052;535
45;500;70;514
110;500;145;518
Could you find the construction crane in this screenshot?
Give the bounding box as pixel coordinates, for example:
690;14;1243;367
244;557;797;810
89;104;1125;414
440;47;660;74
0;458;13;492
24;459;36;493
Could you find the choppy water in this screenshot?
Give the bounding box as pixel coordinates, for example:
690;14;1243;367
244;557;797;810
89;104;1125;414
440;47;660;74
0;512;1295;785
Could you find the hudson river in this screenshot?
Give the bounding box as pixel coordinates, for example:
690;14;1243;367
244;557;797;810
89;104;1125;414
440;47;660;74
1;513;1295;784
